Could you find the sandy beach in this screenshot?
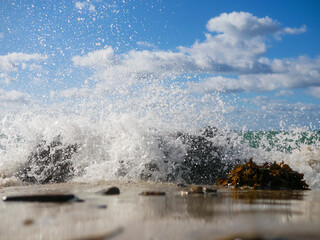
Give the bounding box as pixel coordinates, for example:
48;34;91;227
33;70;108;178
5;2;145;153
1;182;320;240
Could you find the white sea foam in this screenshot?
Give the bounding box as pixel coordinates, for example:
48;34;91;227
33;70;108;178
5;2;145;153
0;84;230;186
1;101;319;189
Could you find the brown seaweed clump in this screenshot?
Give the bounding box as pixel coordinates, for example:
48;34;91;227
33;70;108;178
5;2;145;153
217;158;309;190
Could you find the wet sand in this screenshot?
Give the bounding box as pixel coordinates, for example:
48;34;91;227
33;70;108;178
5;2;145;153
1;182;320;240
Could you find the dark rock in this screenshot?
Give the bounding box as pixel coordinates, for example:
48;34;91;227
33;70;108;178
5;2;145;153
204;187;217;193
175;127;234;185
189;186;205;194
177;183;187;187
23;219;34;226
114;126;237;185
139;162;161;181
15;136;79;184
199;126;219;138
96;205;107;209
2;194;82;202
139;191;166;196
99;187;120;195
180;185;217;195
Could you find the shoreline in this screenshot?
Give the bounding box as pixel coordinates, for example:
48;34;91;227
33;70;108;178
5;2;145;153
1;182;320;240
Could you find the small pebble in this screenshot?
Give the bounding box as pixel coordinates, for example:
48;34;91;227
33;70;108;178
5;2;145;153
23;219;34;226
177;183;187;187
189;186;205;194
204;187;217;193
180;190;189;196
96;205;107;209
180;186;217;196
139;191;166;196
101;187;120;195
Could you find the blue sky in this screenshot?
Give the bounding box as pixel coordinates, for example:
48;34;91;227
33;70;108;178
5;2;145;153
0;0;320;129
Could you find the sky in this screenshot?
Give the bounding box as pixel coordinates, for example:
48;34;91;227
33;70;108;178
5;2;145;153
0;0;320;130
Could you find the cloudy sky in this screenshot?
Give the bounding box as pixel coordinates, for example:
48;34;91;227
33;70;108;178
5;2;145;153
0;0;320;129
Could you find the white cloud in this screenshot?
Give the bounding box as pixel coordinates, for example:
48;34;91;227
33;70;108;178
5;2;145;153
71;12;314;95
72;47;116;68
180;12;306;72
307;87;320;99
190;56;320;93
255;56;320;89
0;52;46;72
205;11;306;39
222;95;320;129
206;12;280;38
188;76;244;93
0;89;31;104
269;56;320;88
73;48;188;88
0;89;33;117
275;90;294;97
242;96;320;113
0;73;14;85
0;52;47;84
190;74;281;93
282;25;307;35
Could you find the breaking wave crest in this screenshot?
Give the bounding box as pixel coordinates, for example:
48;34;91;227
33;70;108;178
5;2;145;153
0;108;319;189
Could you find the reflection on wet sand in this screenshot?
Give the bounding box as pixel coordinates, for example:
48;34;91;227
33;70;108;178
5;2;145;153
138;187;307;222
1;183;320;240
230;190;305;202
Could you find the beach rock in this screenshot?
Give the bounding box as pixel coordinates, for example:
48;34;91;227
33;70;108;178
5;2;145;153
23;219;34;226
176;126;234;185
204;187;217;193
16;136;79;184
217;158;310;190
180;186;217;195
115;126;237;185
139;162;160;181
100;187;120;195
180;190;189;196
177;183;187;187
139;191;166;196
96;205;107;209
2;194;82;202
189;186;205;194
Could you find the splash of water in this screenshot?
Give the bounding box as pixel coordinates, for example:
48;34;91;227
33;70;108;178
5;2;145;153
0;1;319;189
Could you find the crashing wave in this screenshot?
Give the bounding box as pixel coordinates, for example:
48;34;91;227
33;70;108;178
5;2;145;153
15;127;239;185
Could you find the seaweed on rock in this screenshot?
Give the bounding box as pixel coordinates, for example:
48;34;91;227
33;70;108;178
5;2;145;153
217;158;309;190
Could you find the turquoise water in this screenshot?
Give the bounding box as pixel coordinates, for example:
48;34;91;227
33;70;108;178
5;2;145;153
237;130;320;153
